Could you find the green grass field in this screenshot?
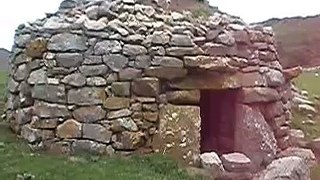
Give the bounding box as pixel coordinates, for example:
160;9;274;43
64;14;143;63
292;70;320;140
0;71;204;180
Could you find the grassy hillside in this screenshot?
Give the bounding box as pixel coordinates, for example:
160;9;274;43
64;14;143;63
258;15;320;68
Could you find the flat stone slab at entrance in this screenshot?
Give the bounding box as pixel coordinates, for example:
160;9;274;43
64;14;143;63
221;152;252;172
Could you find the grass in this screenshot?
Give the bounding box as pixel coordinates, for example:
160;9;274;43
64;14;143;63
294;70;320;100
0;123;204;180
291;70;320;179
0;71;205;180
292;70;320;140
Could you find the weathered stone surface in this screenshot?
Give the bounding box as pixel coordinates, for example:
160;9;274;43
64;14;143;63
170;73;242;90
257;156;310;180
47;67;76;77
14;64;28;81
30;116;59;129
221;153;252;172
143;112;158;122
55;53;83;67
278;147;316;167
166;90;200;105
12;108;33;125
72;106;106;123
132;78;160;97
123;44;147;56
48;33;87;52
106;73;118;84
79;65;109;76
94;40;122;55
107;109;132;119
72;140;112;155
235;104;277;169
262;101;285;120
170;34;194;47
33;101;70;118
32;84;66;103
86;77;107;86
166;46;204;57
68;87;104;105
111;82;130;97
135;55;151;69
153;56;184;68
216;32;236;46
265;69;285;87
61;73;86;87
152;104;201;165
144;67;187;80
83;124;112;143
151;31;170;45
112;117;138;132
13;53;29;65
21;125;40;143
240;72;267;87
113;131;146;150
104;54;128;72
8;78;20;93
149;46;165;56
28;68;47;85
200;152;224;171
83;55;103;65
206;29;221;40
103;97;130;110
239;87;280;103
118;68;142;81
56;119;82;139
142;104;158;112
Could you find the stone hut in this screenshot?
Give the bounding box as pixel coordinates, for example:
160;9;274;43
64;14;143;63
6;0;297;169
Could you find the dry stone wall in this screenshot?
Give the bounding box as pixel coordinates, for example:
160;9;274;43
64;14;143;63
6;0;296;167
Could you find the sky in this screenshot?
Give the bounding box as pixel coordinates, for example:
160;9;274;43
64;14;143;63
0;0;319;50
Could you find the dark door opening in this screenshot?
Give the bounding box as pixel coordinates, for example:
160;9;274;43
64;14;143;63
200;89;239;155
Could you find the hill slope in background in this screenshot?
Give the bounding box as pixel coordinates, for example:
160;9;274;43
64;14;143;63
258;15;320;68
0;48;10;71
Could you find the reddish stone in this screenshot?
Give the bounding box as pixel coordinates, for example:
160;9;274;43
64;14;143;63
169;72;242;90
202;43;251;59
166;90;200;105
132;78;160;97
259;51;277;62
241;66;259;73
235;104;277;169
261;101;284;120
144;67;187;80
239;87;280;103
283;66;302;81
274;126;290;138
232;30;251;45
277;136;290;150
278;147;316;167
239;72;267;87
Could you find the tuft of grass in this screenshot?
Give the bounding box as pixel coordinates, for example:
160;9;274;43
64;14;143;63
192;7;211;19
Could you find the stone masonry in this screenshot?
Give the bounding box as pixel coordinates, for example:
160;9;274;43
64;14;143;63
6;0;297;168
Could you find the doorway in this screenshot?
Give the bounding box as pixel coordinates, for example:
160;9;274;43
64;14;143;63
200;89;239;155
